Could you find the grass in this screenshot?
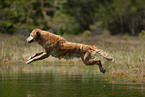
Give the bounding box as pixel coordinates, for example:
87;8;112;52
0;33;144;82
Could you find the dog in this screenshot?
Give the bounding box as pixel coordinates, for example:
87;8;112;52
26;29;113;73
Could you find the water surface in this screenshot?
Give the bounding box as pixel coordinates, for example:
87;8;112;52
0;63;144;97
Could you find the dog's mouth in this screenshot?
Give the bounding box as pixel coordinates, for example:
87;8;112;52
27;39;34;43
26;36;34;43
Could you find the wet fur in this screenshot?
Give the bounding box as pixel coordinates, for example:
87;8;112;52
26;29;113;73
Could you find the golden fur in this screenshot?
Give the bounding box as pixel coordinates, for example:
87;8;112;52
26;29;113;73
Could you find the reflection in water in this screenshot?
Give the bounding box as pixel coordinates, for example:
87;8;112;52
0;63;145;97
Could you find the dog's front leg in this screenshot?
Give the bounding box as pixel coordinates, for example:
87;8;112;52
28;52;44;60
26;52;49;64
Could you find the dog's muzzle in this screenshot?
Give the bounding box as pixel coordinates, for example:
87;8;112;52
26;36;34;43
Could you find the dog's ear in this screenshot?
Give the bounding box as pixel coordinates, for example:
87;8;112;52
36;31;40;37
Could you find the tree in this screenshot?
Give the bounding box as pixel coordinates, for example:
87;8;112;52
0;0;144;35
97;0;145;35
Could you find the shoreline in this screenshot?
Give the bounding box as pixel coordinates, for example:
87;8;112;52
0;34;144;83
0;60;144;83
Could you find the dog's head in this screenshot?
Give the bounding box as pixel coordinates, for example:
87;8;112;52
26;29;41;43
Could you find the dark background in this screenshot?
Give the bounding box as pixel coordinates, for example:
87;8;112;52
0;0;145;36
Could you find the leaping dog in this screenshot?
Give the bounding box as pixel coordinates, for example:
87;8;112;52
26;29;113;73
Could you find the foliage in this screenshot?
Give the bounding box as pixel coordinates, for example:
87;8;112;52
83;30;92;38
50;11;80;35
0;0;145;35
89;22;102;34
138;30;145;39
97;0;145;35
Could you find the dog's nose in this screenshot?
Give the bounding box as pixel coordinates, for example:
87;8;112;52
26;38;34;43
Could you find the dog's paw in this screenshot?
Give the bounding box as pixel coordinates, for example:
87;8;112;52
26;59;32;64
100;68;106;73
27;56;32;60
26;61;30;64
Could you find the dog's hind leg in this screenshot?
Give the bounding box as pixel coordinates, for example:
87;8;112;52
26;52;50;64
28;52;44;60
81;51;106;73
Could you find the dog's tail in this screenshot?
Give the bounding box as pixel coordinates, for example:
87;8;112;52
93;47;113;61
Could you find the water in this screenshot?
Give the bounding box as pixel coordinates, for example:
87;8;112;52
0;63;144;97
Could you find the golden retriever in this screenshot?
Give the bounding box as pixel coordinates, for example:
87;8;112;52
26;29;113;73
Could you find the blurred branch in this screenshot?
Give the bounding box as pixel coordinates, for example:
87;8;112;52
40;0;52;27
